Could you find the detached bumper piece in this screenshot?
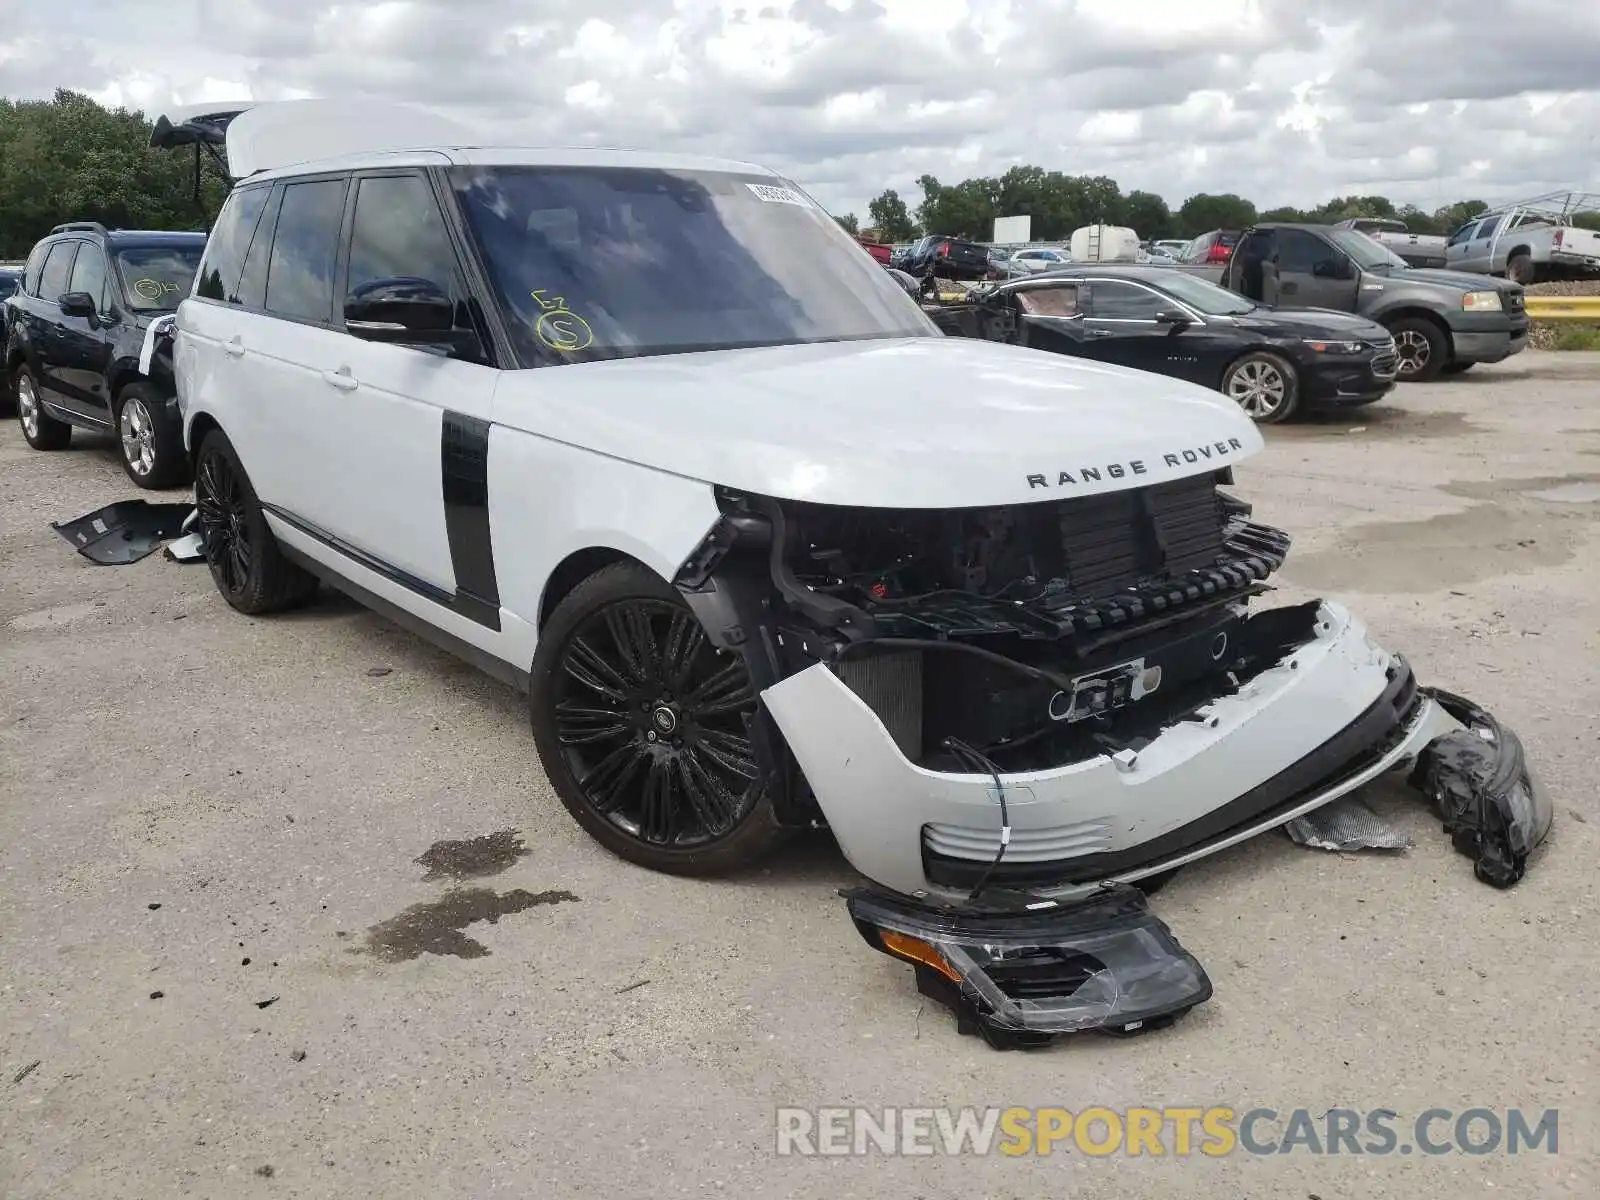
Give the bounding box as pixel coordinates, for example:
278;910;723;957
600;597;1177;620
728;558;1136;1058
844;885;1212;1050
52;500;197;565
1411;689;1554;888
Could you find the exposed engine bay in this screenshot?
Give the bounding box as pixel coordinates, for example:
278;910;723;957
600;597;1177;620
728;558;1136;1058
680;470;1295;776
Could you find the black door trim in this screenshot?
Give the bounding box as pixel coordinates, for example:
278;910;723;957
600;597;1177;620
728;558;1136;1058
260;500;502;632
441;411;501;628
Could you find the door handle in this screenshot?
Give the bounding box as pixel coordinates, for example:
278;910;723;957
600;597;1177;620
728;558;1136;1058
223;335;244;358
321;366;359;392
1087;327;1115;337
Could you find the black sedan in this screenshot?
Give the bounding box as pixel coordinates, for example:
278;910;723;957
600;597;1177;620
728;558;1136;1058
923;265;1399;423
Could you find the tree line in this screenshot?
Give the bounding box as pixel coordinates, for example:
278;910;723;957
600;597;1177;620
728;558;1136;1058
0;90;226;259
5;90;1592;260
846;166;1600;244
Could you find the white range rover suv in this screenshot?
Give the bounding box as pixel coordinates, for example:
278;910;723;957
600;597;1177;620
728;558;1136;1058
159;102;1546;1021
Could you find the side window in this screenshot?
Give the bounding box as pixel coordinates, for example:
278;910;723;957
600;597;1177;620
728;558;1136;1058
344;174;458;303
22;242;49;295
263;177;349;323
67;245;109;310
1088;281;1163;320
1276;230;1330;273
38;243;77;301
234;186;284;309
1014;285;1079;317
1475;216;1502;240
1447;222;1476;246
196;185;271;302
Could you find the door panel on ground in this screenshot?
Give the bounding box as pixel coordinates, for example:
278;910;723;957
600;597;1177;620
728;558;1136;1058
56;243;116;420
1273;230;1358;311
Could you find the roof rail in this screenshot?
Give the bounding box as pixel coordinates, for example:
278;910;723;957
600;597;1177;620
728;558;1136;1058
49;221;110;236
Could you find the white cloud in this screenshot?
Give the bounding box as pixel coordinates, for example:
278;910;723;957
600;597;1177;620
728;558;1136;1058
3;0;1599;217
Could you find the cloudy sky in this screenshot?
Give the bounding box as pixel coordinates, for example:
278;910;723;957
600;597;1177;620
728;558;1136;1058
3;0;1599;218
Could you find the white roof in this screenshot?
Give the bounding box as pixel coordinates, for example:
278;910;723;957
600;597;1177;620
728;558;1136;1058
186;98;775;181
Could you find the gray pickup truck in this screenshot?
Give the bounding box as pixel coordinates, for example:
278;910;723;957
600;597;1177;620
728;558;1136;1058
1177;223;1528;381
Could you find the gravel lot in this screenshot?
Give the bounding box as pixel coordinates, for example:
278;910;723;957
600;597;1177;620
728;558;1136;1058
3;354;1597;1199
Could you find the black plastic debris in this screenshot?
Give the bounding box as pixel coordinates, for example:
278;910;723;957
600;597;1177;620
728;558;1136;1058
1285;795;1414;852
1410;689;1554;888
844;883;1211;1050
52;501;195;565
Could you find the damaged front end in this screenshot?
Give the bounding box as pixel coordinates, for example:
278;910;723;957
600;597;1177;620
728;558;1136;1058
672;470;1550;1041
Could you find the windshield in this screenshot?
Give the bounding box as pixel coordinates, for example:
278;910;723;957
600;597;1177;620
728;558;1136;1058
449;166;936;365
117;246;203;311
1147;271;1257;315
1327;228;1408;270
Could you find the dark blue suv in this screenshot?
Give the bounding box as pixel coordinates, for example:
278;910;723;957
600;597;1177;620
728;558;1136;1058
5;223;205;487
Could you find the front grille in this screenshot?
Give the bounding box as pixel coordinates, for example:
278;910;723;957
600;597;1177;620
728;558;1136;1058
1506;291;1526;315
1056;474;1226;599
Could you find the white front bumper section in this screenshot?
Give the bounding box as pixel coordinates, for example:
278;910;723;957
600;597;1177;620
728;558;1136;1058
761;601;1463;902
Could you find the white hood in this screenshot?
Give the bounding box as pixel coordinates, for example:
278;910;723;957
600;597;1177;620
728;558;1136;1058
490;337;1264;509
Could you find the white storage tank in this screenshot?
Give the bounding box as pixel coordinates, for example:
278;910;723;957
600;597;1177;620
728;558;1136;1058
1069;224;1141;263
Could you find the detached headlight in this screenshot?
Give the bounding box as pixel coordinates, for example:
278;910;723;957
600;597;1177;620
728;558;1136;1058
844;884;1212;1048
1301;338;1363;353
1462;290;1503;312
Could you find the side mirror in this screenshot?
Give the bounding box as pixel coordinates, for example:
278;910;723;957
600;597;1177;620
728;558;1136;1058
58;292;97;319
1155;309;1190;326
344;277;473;351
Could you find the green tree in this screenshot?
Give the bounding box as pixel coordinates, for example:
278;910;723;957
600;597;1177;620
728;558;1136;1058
834;212;859;234
0;90;223;258
1433;199;1489;235
866;188;918;242
1122;189;1173;239
1176;192;1258;237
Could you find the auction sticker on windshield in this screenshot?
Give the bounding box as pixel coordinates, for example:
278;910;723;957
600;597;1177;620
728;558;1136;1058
746;183;812;206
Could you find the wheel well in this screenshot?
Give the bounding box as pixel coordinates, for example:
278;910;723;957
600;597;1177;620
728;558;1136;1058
187;412;222;471
1381;307;1452;348
1505;244;1532;261
6;345;26;378
1218;346;1293;385
538;547;635;629
107;368;142;414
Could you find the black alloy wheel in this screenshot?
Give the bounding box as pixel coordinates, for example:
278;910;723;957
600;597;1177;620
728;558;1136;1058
193;430;318;614
531;562;786;874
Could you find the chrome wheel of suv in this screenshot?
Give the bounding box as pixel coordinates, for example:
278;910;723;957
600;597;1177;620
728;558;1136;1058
120;395;157;478
14;367;71;450
18;375;38;439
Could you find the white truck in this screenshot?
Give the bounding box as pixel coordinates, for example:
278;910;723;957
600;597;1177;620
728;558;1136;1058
1332;217;1448;269
1442;191;1600;284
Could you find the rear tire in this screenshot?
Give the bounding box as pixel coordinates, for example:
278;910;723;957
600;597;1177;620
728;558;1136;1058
1387;317;1449;382
529;561;789;876
194;429;319;615
1221;351;1300;423
1506;253;1535;286
15;367;71;450
115;383;189;489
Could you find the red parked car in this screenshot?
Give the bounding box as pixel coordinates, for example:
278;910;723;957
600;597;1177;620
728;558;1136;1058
856;235;893;265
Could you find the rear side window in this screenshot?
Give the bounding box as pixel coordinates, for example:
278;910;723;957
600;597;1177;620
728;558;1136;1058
196;185;271;302
263;177;349;323
1475;216;1502;240
38;243;76;300
234;186;284;309
22;242;49;295
345;174;458;299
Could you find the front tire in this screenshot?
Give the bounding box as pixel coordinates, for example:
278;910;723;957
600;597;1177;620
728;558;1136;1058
529;561;788;876
15;367;71;450
116;384;189;489
194;429;318;615
1221;351;1300;423
1388;317;1449;382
